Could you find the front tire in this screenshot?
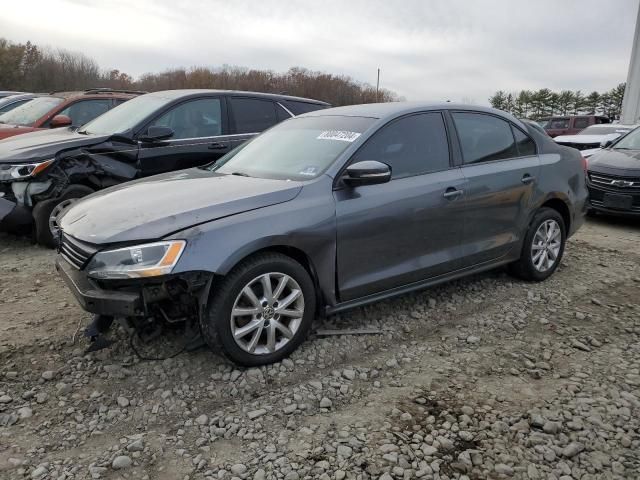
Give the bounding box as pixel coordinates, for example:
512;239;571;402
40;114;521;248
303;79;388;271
32;185;93;248
509;207;566;281
201;252;316;366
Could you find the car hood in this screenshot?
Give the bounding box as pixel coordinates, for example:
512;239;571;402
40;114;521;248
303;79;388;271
554;133;619;144
588;148;640;176
60;169;303;244
0;128;108;163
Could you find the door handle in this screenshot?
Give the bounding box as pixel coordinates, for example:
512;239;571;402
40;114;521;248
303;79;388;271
208;142;228;150
443;188;463;200
521;174;535;184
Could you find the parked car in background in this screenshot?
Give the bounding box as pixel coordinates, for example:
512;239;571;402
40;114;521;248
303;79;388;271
0;88;144;141
0;89;330;247
0;91;24;99
553;124;638;159
544;115;610;137
55;103;587;365
0;93;40;115
587;126;640;216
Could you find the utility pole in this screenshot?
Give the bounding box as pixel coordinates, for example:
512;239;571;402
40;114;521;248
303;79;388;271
376;68;380;102
621;1;640;124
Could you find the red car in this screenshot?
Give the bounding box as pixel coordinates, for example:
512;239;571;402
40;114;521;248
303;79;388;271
543;115;610;138
0;88;144;140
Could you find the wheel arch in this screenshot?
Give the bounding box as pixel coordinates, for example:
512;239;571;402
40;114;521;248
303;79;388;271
539;196;571;233
215;243;326;313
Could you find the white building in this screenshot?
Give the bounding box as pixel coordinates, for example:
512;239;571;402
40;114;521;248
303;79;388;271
621;3;640;124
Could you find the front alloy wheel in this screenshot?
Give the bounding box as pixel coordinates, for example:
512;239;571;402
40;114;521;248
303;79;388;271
49;198;79;240
231;272;305;355
201;252;316;366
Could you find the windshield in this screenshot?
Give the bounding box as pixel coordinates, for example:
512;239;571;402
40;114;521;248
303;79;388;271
0;96;63;126
612;127;640;150
578;126;633;136
80;94;172;135
210;116;375;180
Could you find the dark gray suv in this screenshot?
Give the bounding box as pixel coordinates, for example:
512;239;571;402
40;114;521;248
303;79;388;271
56;103;588;366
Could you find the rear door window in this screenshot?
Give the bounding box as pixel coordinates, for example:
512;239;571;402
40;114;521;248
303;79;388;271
149;98;222;139
229;97;278;134
573;117;590;129
549;118;570;129
351;112;450;179
452;112;518;164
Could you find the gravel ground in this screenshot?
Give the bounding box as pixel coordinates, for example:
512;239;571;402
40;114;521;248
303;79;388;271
0;216;639;480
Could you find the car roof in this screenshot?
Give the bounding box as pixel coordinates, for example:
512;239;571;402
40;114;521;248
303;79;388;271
301;101;525;125
50;90;143;100
0;93;38;101
146;89;330;106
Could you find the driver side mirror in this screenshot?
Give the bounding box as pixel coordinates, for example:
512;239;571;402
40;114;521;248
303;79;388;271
140;126;174;142
600;139;613;148
50;115;72;128
343;161;392;187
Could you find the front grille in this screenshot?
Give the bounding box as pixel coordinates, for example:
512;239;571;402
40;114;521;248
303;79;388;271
588;172;640;190
59;233;97;270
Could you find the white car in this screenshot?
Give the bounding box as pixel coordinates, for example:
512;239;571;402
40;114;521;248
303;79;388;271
553;124;639;158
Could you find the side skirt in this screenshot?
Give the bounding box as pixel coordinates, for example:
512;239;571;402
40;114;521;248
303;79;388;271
325;257;515;316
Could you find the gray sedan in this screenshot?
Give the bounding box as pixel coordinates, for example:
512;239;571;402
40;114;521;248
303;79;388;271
56;102;588;365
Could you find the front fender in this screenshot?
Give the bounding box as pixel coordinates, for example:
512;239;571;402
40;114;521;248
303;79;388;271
169;178;339;306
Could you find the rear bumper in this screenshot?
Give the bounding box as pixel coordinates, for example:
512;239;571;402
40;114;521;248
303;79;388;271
0;196;32;232
55;257;144;317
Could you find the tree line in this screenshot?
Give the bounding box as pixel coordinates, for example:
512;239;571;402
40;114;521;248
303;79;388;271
0;38;399;106
489;84;626;120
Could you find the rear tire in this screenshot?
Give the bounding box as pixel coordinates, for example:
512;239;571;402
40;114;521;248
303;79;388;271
33;185;93;248
509;207;566;282
201;252;316;366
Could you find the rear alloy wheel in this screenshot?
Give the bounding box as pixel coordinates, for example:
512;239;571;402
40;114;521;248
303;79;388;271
509;207;566;281
201;253;316;366
531;219;562;273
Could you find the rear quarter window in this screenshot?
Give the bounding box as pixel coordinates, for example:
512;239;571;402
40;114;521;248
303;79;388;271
281;100;329;115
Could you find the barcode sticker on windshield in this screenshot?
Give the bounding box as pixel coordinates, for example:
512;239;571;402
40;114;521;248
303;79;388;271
317;131;361;142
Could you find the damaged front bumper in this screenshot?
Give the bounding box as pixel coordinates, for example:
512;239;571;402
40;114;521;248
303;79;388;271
0;180;53;232
0;194;32;232
55;257;144;316
55;255;212;320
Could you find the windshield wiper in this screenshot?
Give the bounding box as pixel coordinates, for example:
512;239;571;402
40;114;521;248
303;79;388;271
231;172;251;177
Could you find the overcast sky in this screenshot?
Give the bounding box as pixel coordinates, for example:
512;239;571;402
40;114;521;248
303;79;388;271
1;0;638;104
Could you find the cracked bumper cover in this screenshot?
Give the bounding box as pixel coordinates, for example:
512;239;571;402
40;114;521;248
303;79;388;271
55;257;143;317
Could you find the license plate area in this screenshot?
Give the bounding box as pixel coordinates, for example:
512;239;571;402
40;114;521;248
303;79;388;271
603;193;633;210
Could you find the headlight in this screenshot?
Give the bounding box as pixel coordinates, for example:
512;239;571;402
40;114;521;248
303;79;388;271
0;159;55;182
86;240;186;279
